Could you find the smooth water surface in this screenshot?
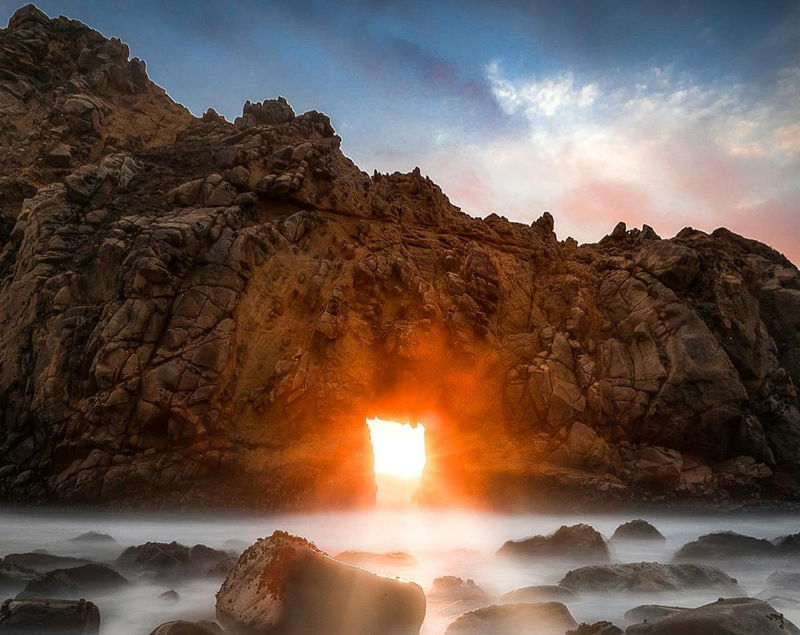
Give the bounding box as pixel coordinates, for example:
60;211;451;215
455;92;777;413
1;507;798;634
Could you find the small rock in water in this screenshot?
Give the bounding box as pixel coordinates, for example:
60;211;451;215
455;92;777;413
0;598;100;633
625;597;800;634
445;602;577;635
610;520;665;541
68;531;117;544
500;585;577;603
335;550;417;568
215;530;426;635
428;576;490;603
673;531;777;560
498;524;609;560
158;589;180;603
115;541;229;579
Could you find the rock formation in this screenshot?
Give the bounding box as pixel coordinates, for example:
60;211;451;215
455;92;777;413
1;4;800;509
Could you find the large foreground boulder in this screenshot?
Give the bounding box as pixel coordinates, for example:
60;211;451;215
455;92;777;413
559;562;744;593
626;597;800;634
673;531;777;560
215;531;426;635
16;563;128;599
0;598;100;634
445;602;577;635
498;524;609;560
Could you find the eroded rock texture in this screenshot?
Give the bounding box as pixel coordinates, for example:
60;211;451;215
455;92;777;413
1;5;799;509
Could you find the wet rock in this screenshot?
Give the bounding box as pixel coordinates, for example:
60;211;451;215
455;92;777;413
500;585;577;603
623;605;688;624
115;541;229;579
148;621;218;635
673;531;777;560
215;531;426;635
445;602;577;635
16;563;128;599
158;589;180;603
559;562;743;594
626;597;800;634
498;524;609;560
610;520;665;541
0;563;37;593
0;598;100;634
776;532;800;555
566;622;623;635
334;550;417;568
428;576;490;603
1;553;89;573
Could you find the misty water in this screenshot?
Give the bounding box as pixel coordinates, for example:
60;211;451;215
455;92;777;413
1;506;799;634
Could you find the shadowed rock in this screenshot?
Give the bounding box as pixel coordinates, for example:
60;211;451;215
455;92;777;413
673;531;777;561
0;597;100;634
626;598;800;634
148;622;220;635
445;602;577;635
16;563;128;599
215;531;426;635
115;541;229;579
559;562;744;594
500;585;577;603
623;605;688;624
567;622;623;635
1;553;89;573
67;531;116;544
610;519;665;541
498;524;609;560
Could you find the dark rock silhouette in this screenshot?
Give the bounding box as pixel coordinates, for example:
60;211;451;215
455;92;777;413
610;519;665;541
498;524;609;560
559;562;743;594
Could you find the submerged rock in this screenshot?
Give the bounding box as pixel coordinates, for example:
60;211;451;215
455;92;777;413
626;597;800;634
428;576;490;603
1;553;89;573
334;550;417;568
0;598;100;634
67;531;116;544
567;622;623;635
498;524;609;560
0;562;37;593
215;531;426;635
148;621;219;635
559;562;743;594
500;585;577;603
673;531;777;560
610;520;665;541
115;541;229;579
158;589;180;603
445;602;577;635
16;563;128;599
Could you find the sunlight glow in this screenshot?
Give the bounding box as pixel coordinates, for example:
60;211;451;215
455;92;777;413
367;418;426;479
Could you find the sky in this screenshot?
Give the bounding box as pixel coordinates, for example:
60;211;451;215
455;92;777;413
4;1;799;261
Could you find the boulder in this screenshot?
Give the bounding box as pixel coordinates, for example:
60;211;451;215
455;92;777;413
636;241;700;288
0;598;100;634
776;532;800;555
215;531;426;635
334;551;417;568
559;562;743;593
566;622;623;635
673;531;777;560
626;597;800;634
158;589;180;603
765;570;800;592
428;576;489;603
116;541;229;579
148;621;219;635
1;553;89;573
0;563;37;593
610;520;665;541
500;585;577;603
16;563;128;599
498;524;609;560
445;602;577;635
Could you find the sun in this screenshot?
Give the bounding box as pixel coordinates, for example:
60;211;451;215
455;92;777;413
366;417;427;480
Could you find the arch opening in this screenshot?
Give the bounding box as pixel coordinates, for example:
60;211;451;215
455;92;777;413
366;417;426;507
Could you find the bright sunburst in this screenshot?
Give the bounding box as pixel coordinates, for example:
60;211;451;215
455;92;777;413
366;417;427;479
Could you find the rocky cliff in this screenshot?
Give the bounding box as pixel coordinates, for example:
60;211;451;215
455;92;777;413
1;5;799;509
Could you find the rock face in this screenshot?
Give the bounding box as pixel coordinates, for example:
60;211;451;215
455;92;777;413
559;562;744;594
215;531;426;635
1;5;800;509
0;598;100;634
498;524;609;559
626;598;800;634
445;602;577;635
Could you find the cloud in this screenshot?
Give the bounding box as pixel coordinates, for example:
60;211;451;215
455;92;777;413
419;62;800;263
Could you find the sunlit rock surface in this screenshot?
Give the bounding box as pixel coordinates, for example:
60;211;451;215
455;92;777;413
1;5;800;509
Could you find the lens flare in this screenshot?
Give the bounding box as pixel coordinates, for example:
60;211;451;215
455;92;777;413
366;418;426;479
